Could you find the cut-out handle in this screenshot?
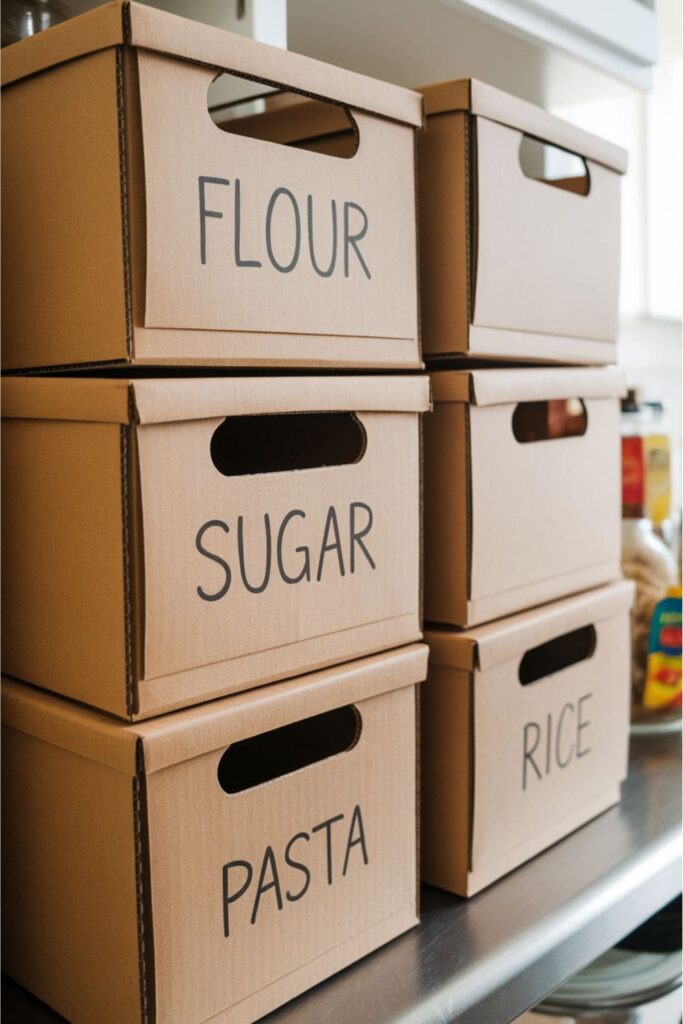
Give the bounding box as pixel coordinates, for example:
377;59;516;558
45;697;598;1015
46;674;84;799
208;74;357;159
512;399;588;444
210;412;366;477
519;135;590;196
217;705;361;793
519;625;597;686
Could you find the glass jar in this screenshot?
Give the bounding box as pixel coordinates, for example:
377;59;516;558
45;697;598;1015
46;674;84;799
1;0;66;48
622;519;681;730
621;392;672;530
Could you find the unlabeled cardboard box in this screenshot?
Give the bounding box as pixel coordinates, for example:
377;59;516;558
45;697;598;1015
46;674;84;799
2;374;429;719
418;79;627;364
1;1;422;371
2;643;427;1024
422;582;633;897
425;366;623;628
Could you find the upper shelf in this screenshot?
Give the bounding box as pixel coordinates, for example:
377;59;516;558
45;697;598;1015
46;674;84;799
434;0;658;89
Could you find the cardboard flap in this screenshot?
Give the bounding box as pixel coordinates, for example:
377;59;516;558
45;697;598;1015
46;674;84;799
431;367;625;407
425;631;478;672
1;377;132;424
420;78;626;173
429;582;634;673
136;644;427;773
130;375;431;423
1;376;430;425
1;677;139;775
2;1;422;128
2;647;427;775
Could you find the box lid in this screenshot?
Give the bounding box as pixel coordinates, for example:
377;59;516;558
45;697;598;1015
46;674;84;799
1;1;423;128
426;581;634;672
1;644;428;777
1;375;431;425
430;366;625;407
419;78;627;174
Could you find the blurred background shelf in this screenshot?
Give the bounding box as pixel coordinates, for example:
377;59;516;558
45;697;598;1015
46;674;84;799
4;730;681;1024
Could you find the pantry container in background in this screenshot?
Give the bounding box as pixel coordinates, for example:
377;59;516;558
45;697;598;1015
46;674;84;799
424;366;624;628
2;643;427;1024
1;1;423;371
1;375;429;719
418;79;627;365
422;581;633;897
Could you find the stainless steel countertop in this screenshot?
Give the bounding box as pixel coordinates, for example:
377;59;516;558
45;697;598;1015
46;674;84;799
3;731;681;1024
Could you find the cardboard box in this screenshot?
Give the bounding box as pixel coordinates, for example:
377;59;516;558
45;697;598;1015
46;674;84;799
1;1;422;371
2;374;429;719
425;366;623;628
2;643;427;1024
418;79;627;364
422;582;633;897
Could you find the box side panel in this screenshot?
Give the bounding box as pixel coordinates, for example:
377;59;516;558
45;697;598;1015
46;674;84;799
135;52;418;358
420;664;471;894
470;609;630;876
1;49;127;370
423;401;469;626
469;398;621;615
145;684;417;1024
1;420;129;716
137;410;421;686
1;726;141;1024
473;117;620;346
418;112;470;357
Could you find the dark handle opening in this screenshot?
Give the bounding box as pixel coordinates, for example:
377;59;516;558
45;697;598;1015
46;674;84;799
208;74;357;159
519;135;590;196
210;411;366;477
519;625;597;686
217;705;361;793
512;399;588;444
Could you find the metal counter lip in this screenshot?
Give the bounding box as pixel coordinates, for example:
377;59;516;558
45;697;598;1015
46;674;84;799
267;730;682;1024
2;733;681;1024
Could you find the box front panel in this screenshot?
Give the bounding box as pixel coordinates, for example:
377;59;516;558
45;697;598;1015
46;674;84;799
137;410;420;683
471;610;630;871
145;686;417;1024
469;398;621;608
137;53;417;351
473;118;620;346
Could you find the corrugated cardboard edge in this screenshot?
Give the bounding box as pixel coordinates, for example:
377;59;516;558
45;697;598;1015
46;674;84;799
133;746;154;1024
419;78;627;173
430;365;625;406
1;375;431;424
1;645;429;775
426;580;635;673
1;1;423;128
116;40;134;362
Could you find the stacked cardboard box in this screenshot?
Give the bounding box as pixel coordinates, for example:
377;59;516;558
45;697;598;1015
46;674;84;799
0;5;430;1022
417;79;635;896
